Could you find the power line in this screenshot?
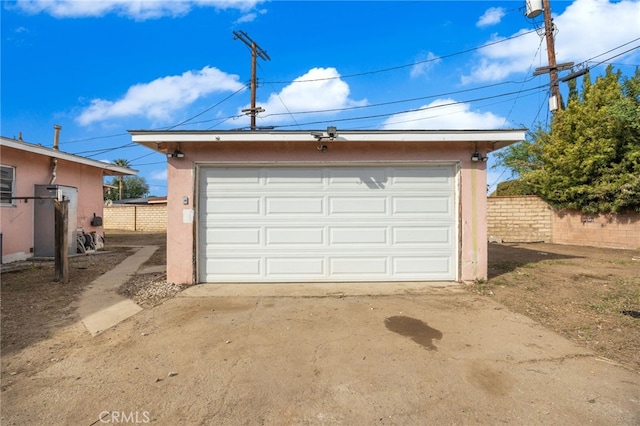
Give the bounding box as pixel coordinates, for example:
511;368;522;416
215;86;547;131
262;29;539;85
588;44;640;70
165;85;248;130
61;132;129;145
58;34;640;146
258;62;303;130
72;143;138;157
258;78;540;120
269;84;547;129
380;90;546;129
583;37;640;65
501;35;546;128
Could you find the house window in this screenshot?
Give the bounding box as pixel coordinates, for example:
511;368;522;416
0;165;16;206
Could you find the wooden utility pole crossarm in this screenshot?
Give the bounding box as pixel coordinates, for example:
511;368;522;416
233;30;271;130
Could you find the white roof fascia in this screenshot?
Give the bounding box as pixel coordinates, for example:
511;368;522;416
130;129;526;145
1;137;137;176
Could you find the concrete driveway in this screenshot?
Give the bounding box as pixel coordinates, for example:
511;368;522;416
4;280;639;425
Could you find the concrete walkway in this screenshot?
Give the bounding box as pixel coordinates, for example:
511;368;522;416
78;245;159;336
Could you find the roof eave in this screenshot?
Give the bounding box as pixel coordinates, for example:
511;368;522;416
129;129;527;153
1;137;138;176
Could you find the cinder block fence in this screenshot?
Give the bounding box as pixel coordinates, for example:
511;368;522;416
487;196;640;250
103;205;167;232
487;196;552;243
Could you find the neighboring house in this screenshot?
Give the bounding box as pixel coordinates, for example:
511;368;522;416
1;136;137;263
107;196;168;205
131;128;525;285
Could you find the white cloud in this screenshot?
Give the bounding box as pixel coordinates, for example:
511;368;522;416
150;169;167;181
250;67;367;125
76;66;244;126
477;7;505;28
381;98;506;130
461;29;544;84
552;0;640;64
234;7;267;24
463;0;640;84
410;51;440;79
235;12;257;23
11;0;264;20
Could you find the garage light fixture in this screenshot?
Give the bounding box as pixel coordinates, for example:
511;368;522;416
471;151;487;162
311;126;338;141
167;149;185;159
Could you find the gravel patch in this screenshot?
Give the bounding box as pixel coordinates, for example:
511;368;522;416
118;272;187;308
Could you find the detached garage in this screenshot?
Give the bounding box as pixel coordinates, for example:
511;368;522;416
131;129;525;285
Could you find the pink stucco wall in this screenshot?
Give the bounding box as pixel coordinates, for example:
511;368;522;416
164;141;489;284
1;147;105;262
552;210;640;249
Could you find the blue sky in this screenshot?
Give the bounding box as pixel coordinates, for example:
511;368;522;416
2;0;639;196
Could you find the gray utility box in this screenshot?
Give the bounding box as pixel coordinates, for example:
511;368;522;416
33;185;78;257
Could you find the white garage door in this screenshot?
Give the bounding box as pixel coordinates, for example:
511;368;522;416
198;165;457;282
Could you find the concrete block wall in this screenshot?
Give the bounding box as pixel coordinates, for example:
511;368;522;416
487;196;640;249
103;205;167;232
553;211;640;249
487;196;553;243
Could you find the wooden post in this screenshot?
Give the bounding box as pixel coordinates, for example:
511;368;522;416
54;198;69;283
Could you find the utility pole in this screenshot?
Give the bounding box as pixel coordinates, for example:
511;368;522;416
532;0;573;111
543;0;559;106
233;31;271;130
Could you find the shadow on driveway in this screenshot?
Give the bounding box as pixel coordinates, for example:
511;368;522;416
487;242;580;279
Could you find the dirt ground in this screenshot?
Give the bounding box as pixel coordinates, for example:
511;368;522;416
1;233;639;424
473;242;640;371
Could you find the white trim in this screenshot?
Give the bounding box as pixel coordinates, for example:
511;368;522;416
194;159;456;168
132;129;526;145
1;137;137;176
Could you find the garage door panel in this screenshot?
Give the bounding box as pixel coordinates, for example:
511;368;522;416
393;196;452;214
208;258;261;276
206;168;261;185
330;257;388;275
265;168;325;185
209;197;261;215
393;166;453;184
393;227;451;245
329;227;388;244
209;228;261;245
199;165;457;282
393;257;452;275
266;258;324;275
266;227;324;245
328;168;390;188
266;197;324;215
329;197;388;214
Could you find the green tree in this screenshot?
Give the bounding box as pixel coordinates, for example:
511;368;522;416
495;66;640;213
104;159;150;201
